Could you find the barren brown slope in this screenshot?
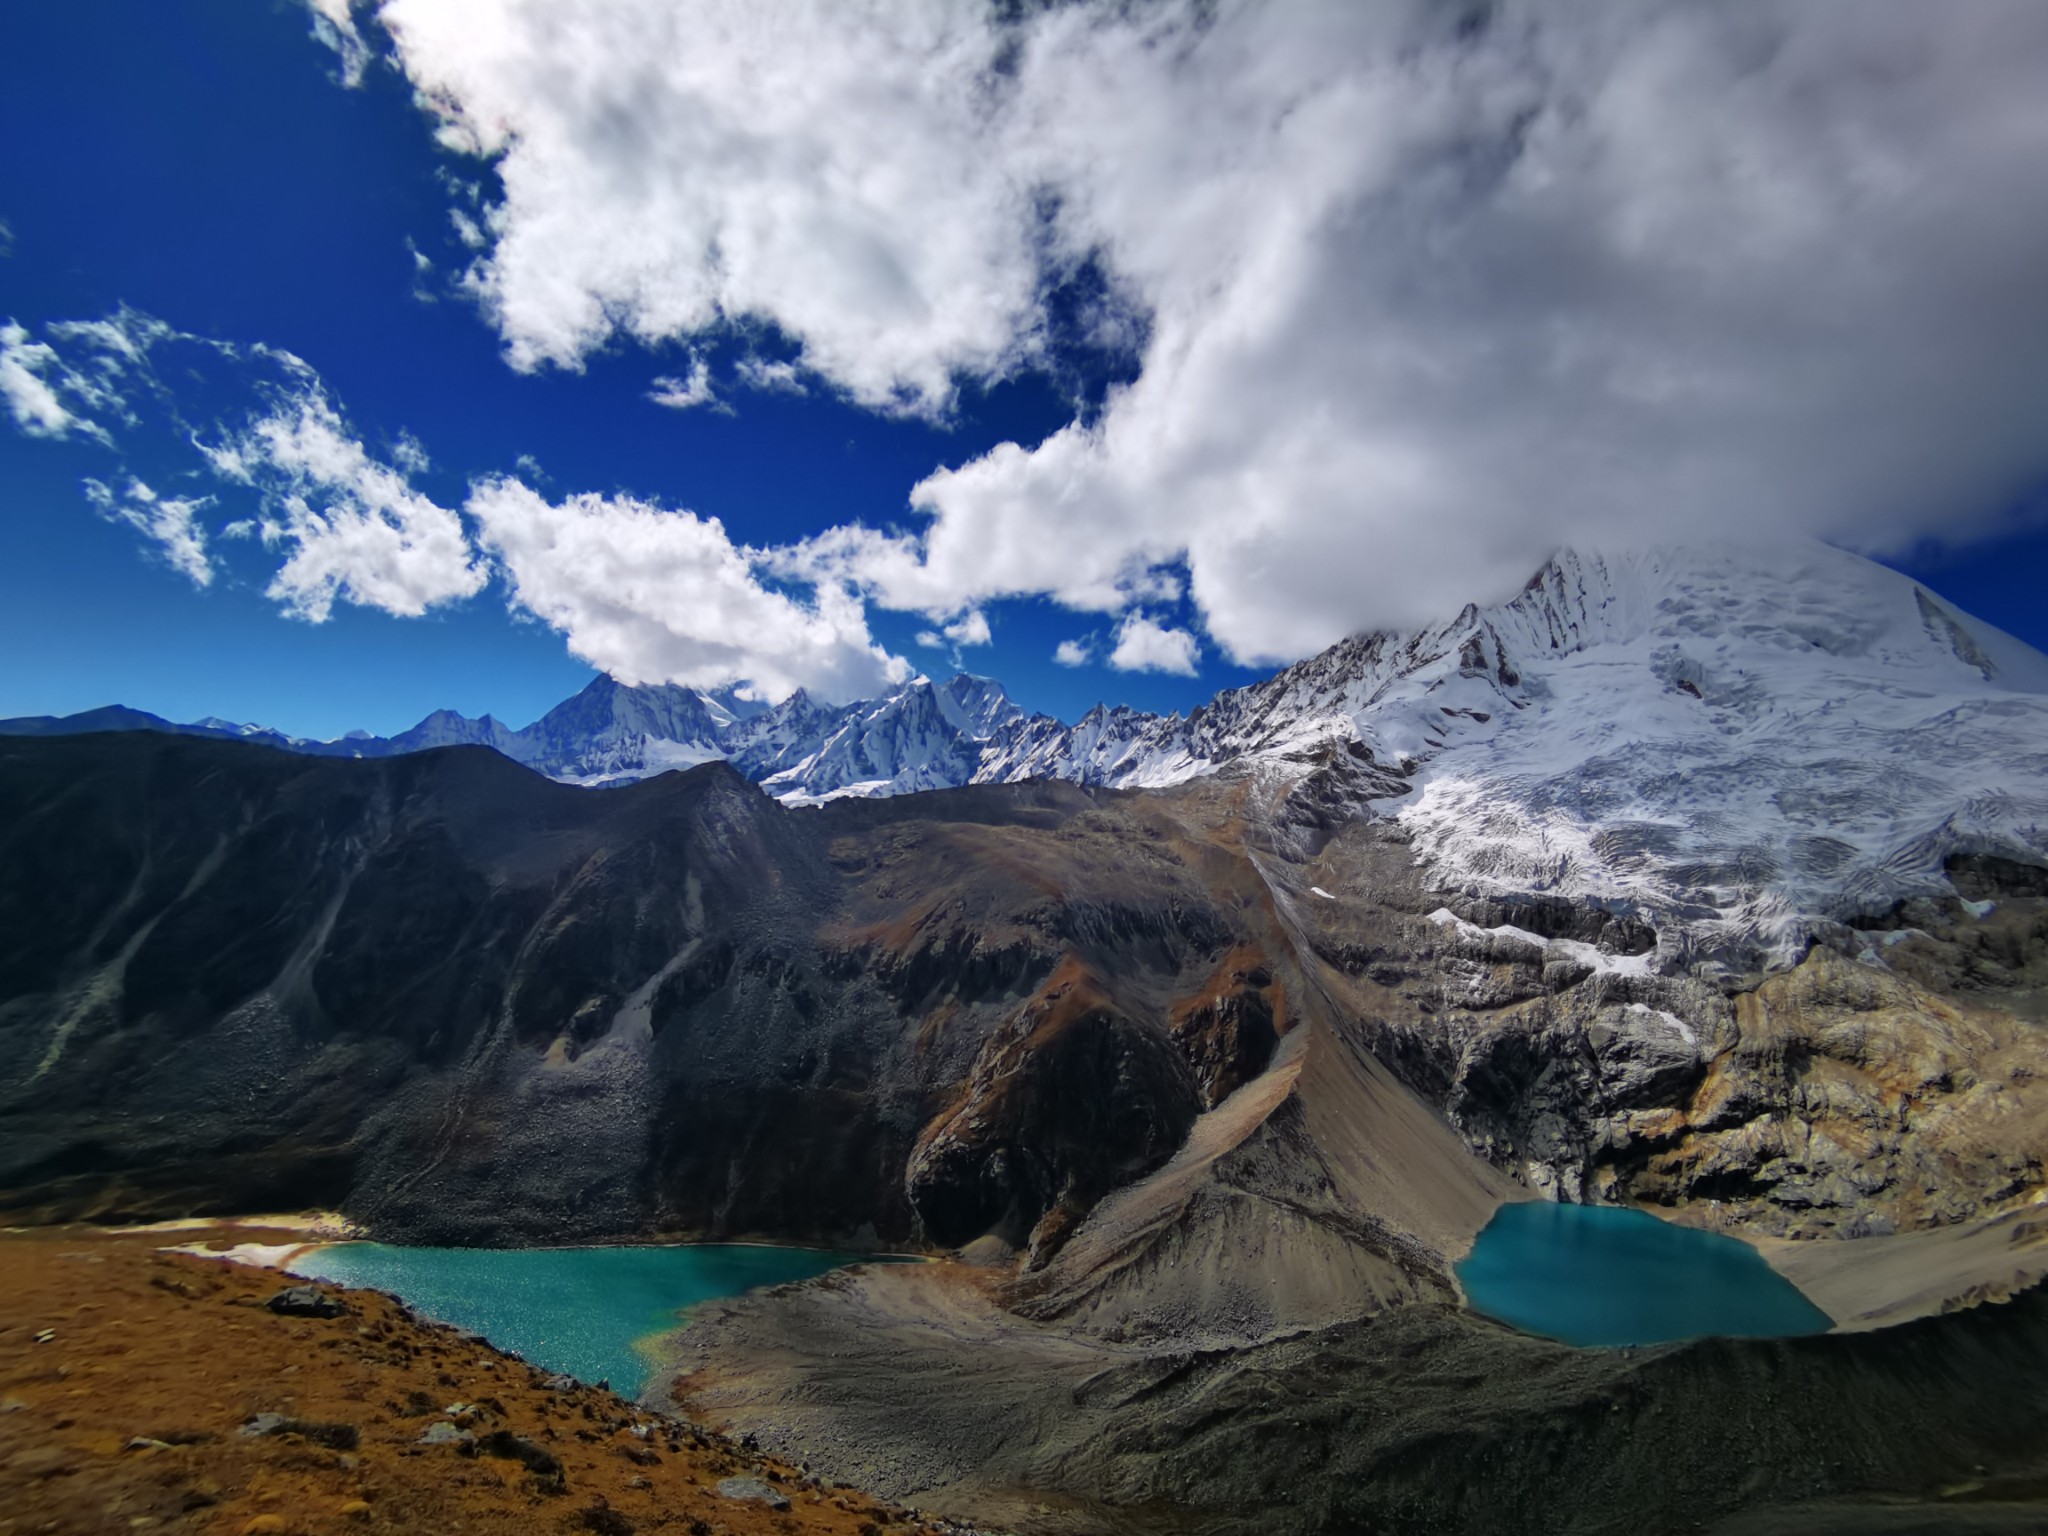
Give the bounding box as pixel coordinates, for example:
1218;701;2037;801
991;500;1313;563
0;1225;963;1536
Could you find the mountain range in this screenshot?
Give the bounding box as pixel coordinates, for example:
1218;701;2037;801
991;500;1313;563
11;539;2048;1533
11;540;2048;970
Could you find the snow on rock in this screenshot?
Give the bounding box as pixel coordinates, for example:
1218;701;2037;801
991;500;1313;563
1045;541;2048;969
1387;544;2048;967
1627;1002;1697;1048
1425;906;1656;978
28;541;2048;972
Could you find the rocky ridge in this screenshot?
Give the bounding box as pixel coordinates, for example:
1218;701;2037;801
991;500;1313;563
11;542;2048;971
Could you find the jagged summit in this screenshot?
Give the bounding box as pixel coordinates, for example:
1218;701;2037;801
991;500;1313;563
7;541;2047;963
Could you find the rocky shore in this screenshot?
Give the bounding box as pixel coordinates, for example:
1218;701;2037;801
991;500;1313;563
671;1256;2048;1536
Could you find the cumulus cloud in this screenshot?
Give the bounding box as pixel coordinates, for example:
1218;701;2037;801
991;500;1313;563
1108;613;1198;677
915;609;992;652
467;478;908;702
83;477;214;587
207;388;484;621
1053;638;1092;668
376;0;1041;408
368;0;2048;665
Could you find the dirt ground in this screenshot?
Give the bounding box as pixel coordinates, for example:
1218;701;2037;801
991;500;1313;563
0;1225;961;1536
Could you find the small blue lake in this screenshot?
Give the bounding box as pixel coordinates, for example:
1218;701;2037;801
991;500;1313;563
1456;1201;1834;1347
292;1242;896;1397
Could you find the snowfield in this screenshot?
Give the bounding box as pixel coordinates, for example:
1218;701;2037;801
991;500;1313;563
1378;545;2048;966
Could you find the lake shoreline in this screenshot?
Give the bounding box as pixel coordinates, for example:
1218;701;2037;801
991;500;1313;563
285;1236;921;1399
0;1223;974;1535
1456;1199;1831;1347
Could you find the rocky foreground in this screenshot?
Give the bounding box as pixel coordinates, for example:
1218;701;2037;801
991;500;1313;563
0;1225;966;1536
671;1257;2048;1536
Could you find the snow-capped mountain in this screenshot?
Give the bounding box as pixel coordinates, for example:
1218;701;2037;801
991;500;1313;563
9;541;2048;966
1037;541;2048;966
741;677;1027;802
314;671;1038;799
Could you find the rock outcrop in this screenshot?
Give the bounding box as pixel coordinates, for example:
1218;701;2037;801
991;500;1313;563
0;734;1297;1252
1290;814;2048;1238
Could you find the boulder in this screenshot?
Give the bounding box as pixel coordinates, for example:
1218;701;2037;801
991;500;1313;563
265;1285;346;1319
715;1475;791;1511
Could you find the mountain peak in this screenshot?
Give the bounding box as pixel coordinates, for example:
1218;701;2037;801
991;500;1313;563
12;543;2048;969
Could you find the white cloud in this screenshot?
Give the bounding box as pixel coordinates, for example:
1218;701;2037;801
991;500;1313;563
1;321;106;442
374;0;1041;410
466;478;908;703
389;430;430;475
449;207;488;250
649;353;719;411
369;0;2048;666
45;309;179;369
7;307;229;449
1107;613;1198;677
734;357;805;397
303;0;372;87
6;309;490;620
945;610;991;647
83;477;214;588
212;389;485;621
1053;637;1092;668
915;608;991;651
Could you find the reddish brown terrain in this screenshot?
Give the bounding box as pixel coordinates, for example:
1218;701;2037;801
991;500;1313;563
0;1226;951;1536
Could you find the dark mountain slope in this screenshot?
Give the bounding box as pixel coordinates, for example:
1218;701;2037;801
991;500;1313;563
0;732;1256;1245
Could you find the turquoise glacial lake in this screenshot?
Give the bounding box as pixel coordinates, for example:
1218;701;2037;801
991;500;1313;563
292;1242;892;1397
1456;1201;1834;1347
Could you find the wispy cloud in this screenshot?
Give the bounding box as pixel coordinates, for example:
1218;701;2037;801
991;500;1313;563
649;353;720;412
734;357;805;397
0;321;109;443
3;304;923;702
5;308;479;623
302;0;372;87
83;477;214;588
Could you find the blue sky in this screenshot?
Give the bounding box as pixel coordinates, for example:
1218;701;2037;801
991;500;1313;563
3;3;2046;740
0;2;1253;738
